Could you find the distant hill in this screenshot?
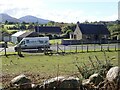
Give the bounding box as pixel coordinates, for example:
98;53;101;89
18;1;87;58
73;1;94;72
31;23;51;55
0;13;51;24
0;13;21;23
19;15;50;24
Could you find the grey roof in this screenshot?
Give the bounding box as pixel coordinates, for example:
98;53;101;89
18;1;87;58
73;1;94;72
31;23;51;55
35;26;61;34
78;24;110;35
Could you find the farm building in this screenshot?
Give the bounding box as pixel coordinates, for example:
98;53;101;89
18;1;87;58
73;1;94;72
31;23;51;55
71;22;110;41
17;31;39;42
34;26;61;35
11;31;39;44
11;31;26;44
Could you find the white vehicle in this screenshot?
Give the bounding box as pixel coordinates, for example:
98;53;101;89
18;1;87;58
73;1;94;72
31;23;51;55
14;37;50;52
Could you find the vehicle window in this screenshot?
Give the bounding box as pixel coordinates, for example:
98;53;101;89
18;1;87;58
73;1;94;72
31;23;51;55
39;40;43;44
21;41;25;45
26;40;29;43
44;41;48;43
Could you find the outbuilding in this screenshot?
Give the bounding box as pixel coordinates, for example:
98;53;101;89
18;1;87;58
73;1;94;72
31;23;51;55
11;31;26;44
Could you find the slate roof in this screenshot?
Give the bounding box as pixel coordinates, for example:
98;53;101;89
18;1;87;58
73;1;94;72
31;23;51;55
78;24;110;35
35;26;61;34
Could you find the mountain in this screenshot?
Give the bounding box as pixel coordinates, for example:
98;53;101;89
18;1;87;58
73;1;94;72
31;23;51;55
0;13;21;23
0;13;51;24
19;15;50;24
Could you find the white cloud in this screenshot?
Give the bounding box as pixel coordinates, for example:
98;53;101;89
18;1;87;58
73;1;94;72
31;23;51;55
103;14;118;21
0;0;45;8
0;0;118;23
0;0;46;15
0;0;49;18
44;0;119;3
39;9;84;23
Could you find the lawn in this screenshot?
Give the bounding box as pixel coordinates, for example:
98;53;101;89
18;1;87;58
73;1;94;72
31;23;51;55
49;39;62;45
1;51;119;86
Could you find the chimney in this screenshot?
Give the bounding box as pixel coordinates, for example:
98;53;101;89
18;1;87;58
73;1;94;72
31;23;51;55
77;21;80;24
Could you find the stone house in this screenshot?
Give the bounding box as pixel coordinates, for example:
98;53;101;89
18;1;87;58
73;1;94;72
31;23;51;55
71;22;110;42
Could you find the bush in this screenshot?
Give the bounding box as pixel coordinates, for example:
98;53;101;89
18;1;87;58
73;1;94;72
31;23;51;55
75;50;113;79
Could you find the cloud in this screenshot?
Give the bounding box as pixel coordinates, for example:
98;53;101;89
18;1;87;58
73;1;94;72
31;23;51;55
103;14;118;21
44;0;119;3
0;0;48;18
0;0;46;14
0;0;118;23
37;9;84;23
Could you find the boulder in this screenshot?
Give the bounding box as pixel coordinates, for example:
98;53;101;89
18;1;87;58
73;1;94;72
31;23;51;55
10;74;32;89
82;73;103;86
41;76;81;89
59;76;80;89
43;76;64;88
89;73;103;85
106;66;120;82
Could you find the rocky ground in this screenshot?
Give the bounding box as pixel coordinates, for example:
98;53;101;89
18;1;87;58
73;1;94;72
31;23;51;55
1;66;120;90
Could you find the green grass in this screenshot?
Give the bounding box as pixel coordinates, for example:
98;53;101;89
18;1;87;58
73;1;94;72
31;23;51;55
49;39;62;44
7;30;18;33
4;25;15;28
1;51;118;87
0;41;15;46
2;51;118;75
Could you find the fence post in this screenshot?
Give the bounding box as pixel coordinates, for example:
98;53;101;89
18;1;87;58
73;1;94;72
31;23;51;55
44;45;46;54
70;42;71;53
46;45;48;54
87;45;88;52
94;43;95;52
107;41;109;51
115;45;116;51
75;46;77;53
4;42;7;56
101;45;102;51
57;42;59;53
64;45;65;53
81;41;83;52
18;44;23;57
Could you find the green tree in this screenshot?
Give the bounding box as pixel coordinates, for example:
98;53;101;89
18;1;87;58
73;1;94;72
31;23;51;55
108;24;120;40
5;20;8;25
47;21;55;26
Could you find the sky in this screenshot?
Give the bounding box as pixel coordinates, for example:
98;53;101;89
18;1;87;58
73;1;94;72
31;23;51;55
0;0;119;23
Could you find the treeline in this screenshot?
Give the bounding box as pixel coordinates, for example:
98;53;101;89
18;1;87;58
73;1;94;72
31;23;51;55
0;20;120;40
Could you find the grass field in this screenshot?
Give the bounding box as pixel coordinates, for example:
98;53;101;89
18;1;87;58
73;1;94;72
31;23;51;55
1;51;119;86
49;39;62;44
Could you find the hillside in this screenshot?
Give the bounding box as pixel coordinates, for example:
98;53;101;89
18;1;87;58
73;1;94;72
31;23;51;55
19;15;50;24
0;13;50;24
0;13;21;23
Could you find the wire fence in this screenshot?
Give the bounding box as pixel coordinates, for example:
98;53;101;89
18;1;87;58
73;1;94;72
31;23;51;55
0;43;119;56
50;43;118;54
